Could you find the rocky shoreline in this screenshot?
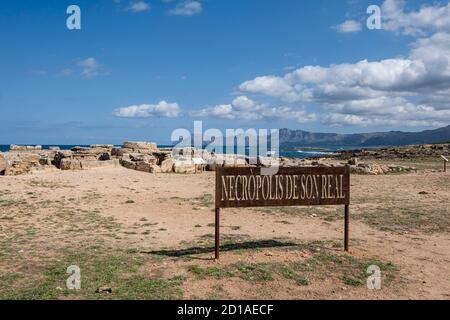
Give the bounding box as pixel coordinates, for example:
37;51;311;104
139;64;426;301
323;143;449;160
1;142;448;176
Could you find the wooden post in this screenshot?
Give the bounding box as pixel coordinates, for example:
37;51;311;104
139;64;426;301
344;205;349;252
442;155;448;173
215;208;220;260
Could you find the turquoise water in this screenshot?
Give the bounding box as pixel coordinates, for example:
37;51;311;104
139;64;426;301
0;144;342;159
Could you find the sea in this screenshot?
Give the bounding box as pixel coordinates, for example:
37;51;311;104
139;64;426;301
0;144;354;159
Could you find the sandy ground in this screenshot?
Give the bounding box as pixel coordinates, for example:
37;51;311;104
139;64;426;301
0;163;449;300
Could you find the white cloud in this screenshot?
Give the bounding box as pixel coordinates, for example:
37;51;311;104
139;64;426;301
127;1;151;13
232;96;256;111
333;20;362;33
191;96;316;123
239;76;312;103
169;1;202;16
381;0;450;36
333;0;450;36
236;1;450;127
113;101;181;118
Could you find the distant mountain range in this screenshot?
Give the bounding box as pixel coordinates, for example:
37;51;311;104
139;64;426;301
279;125;450;148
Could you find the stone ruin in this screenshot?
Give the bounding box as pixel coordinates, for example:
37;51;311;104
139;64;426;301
0;141;251;176
0;144;120;176
1;141;436;176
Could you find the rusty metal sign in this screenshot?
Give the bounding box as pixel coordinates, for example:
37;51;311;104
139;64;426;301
214;166;351;259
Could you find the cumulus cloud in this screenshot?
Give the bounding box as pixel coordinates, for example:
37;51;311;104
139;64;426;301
333;20;362;33
127;1;151;12
113;101;181;118
381;0;450;36
169;1;202;16
191;96;316;123
235;0;450;127
232;95;256;111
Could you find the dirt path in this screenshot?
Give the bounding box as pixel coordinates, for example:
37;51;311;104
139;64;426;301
0;167;448;299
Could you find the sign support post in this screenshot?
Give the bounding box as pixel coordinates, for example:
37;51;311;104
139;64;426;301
344;204;349;252
441;155;448;173
215;208;220;260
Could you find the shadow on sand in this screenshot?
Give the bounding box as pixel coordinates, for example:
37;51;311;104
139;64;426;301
143;240;297;258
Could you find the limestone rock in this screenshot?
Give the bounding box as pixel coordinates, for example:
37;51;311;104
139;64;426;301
258;156;279;168
135;161;153;173
349;163;414;175
99;153;111;161
96;286;112;294
160;158;175;173
90;144;114;149
111;148;122;157
206;155;224;171
71;146;112;161
38;154;52;166
0;153;7;175
224;155;248;168
123;141;158;152
2;153;41;175
153;151;172;165
129;153;157;163
173;160;196;174
53;150;73;168
120;153;131;161
59;159;82;170
172;147;209;159
80;159;120;170
149;164;162;173
120;159;136;170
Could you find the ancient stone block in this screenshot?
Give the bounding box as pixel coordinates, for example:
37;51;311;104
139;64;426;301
0;153;7;175
80;159;120;169
135;161;152;173
123;141;158;151
173;160;196;174
160;158;174;173
59;159;82;170
120;159;136;170
149;164;162;173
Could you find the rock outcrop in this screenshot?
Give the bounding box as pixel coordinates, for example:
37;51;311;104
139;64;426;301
0;141;429;176
160;158;175;173
329;143;449;161
0;153;7;175
0;152;41;175
173;159;196;174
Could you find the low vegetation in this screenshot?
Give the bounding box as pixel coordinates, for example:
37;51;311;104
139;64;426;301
186;241;397;291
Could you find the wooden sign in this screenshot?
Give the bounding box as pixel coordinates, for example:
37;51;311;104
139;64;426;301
216;167;350;208
214;166;351;259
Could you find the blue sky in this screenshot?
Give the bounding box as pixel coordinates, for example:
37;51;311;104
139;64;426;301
0;0;449;144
